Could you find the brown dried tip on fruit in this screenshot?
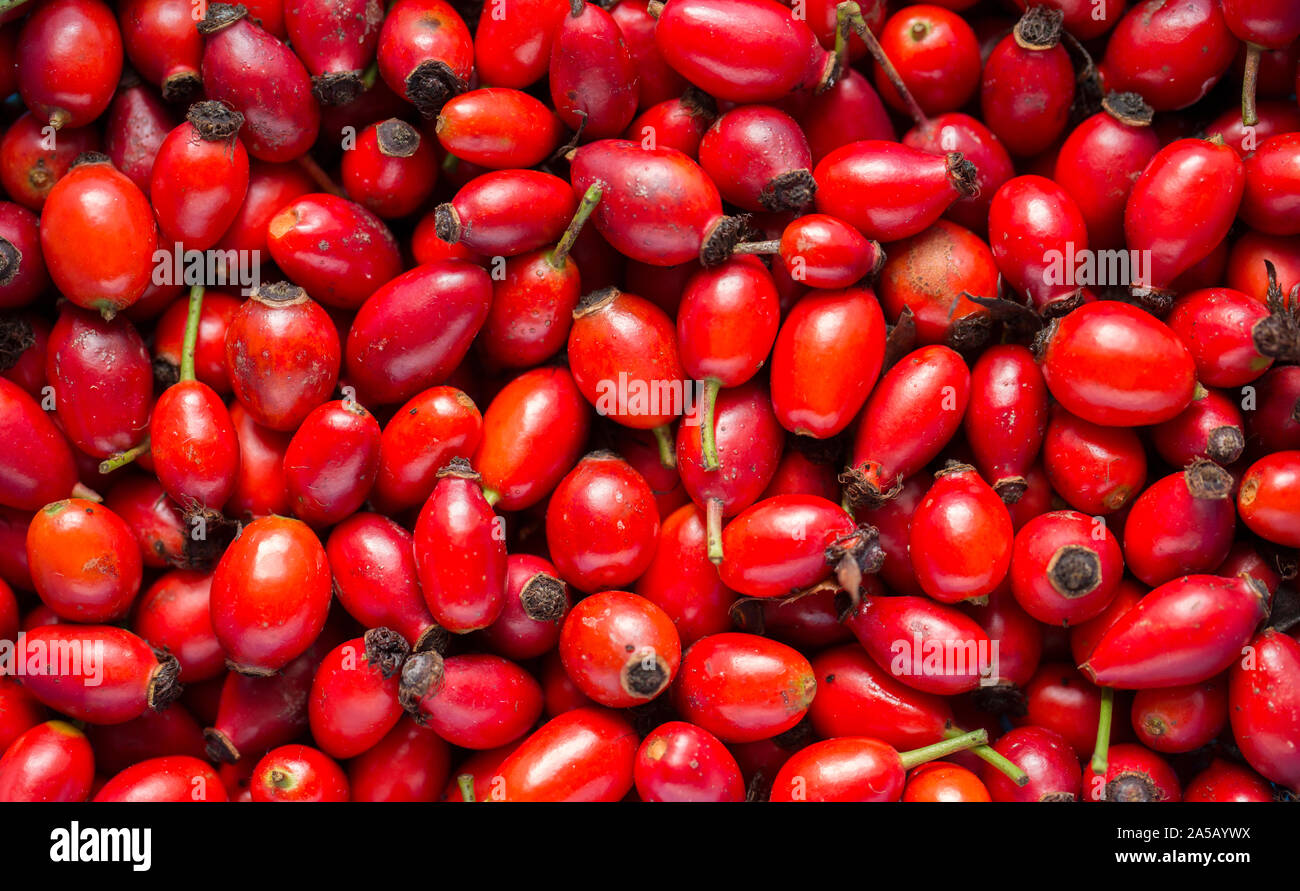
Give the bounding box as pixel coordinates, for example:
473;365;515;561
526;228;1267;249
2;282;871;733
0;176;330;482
186;100;245;142
374;119;421;158
146;651;184;711
0;313;34;372
1100;91;1154;128
312;71;365;107
824;523;885;605
398;649;447;716
945;153;980;198
519;574;567;622
405;60;467;118
1184;457;1233;500
364;627;412;679
1251;261;1300;363
1047;545;1102;599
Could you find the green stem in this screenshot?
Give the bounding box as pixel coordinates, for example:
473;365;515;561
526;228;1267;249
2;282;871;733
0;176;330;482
98;439;151;475
947;726;1028;787
548;184;602;269
706;497;724;565
179;284;205;383
898;728;987;770
360;60;378;92
457;774;476;803
651;423;676;470
834;1;856;76
1091;686;1114;778
700;378;721;471
482;487;501;507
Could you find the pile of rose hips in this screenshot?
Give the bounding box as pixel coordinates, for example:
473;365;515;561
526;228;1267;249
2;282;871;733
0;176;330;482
0;0;1297;804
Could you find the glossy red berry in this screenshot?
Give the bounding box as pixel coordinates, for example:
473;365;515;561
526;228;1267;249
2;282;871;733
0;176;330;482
559;590;681;708
673;632;816;743
1082;575;1269;689
308;631;407;760
413;458;506;633
376;0;473;116
492;707;637;802
198;3;320;162
209;515;332;675
908;464;1013;605
17;0;122;129
1229;629;1300;792
634;721;744;803
1010;510;1122;627
1237;450;1300;547
979;8;1073;157
339;119;439;219
27;499;142;623
1123;463;1237;587
250;744;349;801
284;399;381;527
0;721;95;802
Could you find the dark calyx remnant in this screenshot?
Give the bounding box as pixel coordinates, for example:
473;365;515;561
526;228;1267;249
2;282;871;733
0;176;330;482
364;627;412;679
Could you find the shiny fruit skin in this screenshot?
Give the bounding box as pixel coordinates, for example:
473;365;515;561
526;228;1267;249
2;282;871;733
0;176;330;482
1165;287;1273;388
845;591;994;695
439;169;577;257
1184;758;1275;802
413;463;506;633
676;256;780;390
225;402;292;519
435;88;563;169
652;0;830;104
1099;0;1236;112
209;515;332;675
308;636;403;760
719;494;855;599
349;717;451;802
132;570;223;683
982;725;1081;802
634;504;737;647
478;554;571;661
768;737;908;802
988;175;1091;315
326;513;437;648
493;707;637;801
1043;405;1147;515
673;632;816;744
873;4;980;116
150;379;240;511
1054;107;1161;250
634;721;744;802
808;644;953;750
559;590;681;708
546;453;660;593
199;5;320;162
568;139;729;267
0;112;101;213
697;105;814;213
1123;466;1236;587
94;755;227;801
27;499;142;623
473;367;590;511
769;286;886;438
1041;301;1197;427
1124;137;1245;291
266;193;404;311
250;744;349;801
814;140;975;243
848;345;971;500
344;261;491;406
373;386;481;514
284;400;381;527
405;652;543;749
17;0;123;129
0;721;94;802
15;624;178;725
903;761;991;802
0;379;78;511
1229;630;1300;792
150;111;250;250
979;23;1073;157
909;465;1013;605
1082;575;1269;689
376;0;473;116
1237;451;1300;548
568;287;687;430
549;2;639;140
1009;510;1122;627
225;284;340;431
1081;743;1181;802
1132;679;1227;754
46;305;152;458
964;345;1048;499
0;202;49;308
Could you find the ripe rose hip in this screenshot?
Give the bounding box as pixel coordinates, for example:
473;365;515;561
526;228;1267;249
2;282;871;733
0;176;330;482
559;590;681;708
